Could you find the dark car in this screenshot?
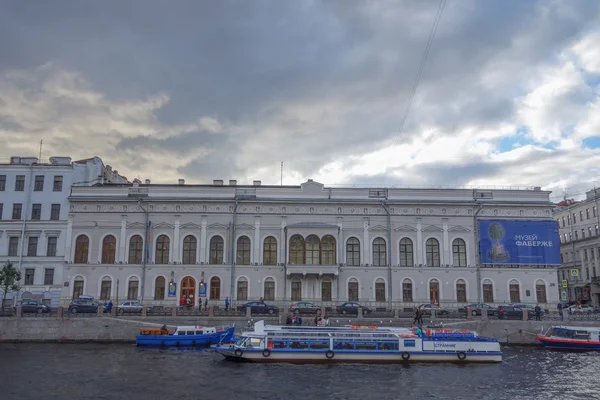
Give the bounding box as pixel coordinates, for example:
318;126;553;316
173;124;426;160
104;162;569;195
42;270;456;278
336;302;372;316
497;305;533;320
237;302;278;314
463;303;496;317
68;299;106;314
418;303;450;316
20;300;50;314
289;302;321;315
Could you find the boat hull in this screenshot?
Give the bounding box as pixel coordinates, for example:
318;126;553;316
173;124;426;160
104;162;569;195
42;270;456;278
537;336;600;350
137;327;235;347
213;347;502;364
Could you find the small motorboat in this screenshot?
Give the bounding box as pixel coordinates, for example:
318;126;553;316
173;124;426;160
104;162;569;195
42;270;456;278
136;324;235;347
537;326;600;350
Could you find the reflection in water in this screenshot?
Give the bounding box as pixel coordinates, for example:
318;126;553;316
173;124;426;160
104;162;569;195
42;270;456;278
0;344;599;400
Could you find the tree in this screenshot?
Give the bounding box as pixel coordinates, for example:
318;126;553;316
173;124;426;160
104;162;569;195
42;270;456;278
0;261;21;310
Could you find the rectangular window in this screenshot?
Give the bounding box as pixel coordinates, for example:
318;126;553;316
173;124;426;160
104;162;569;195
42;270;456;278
402;282;413;302
46;237;57;256
50;204;61;220
586;209;590;219
34;175;44;191
31;204;41;220
582;229;585;239
0;203;3;220
8;237;19;256
595;206;597;218
44;268;54;285
0;175;5;191
127;280;139;300
24;268;35;285
27;237;38;256
483;284;494;303
348;281;359;301
53;176;63;192
589;227;593;238
580;211;584;221
509;284;520;303
100;280;112;300
456;283;467;302
561;217;565;227
291;281;302;301
264;280;275;301
237;280;248;301
375;282;386;302
15;175;25;191
575;231;579;240
12;203;22;219
321;281;332;302
586;268;590;280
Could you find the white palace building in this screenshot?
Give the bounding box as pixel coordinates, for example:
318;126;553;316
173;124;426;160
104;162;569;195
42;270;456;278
59;178;561;309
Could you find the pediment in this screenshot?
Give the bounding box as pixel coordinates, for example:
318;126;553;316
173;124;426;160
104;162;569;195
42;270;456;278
368;224;388;231
126;222;146;229
208;223;229;230
236;223;255;230
448;225;471;232
180;222;201;229
422;225;443;232
151;222;175;229
394;225;417;232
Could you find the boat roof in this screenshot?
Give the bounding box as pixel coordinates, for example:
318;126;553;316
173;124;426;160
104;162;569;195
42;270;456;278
551;326;600;331
174;326;216;330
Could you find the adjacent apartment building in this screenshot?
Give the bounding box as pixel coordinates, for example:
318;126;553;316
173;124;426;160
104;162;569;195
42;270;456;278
553;188;600;306
0;156;128;306
62;179;561;309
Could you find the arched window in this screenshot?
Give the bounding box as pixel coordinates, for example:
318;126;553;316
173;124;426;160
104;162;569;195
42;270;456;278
236;236;251;265
429;279;439;304
321;235;336;265
264;277;275;301
375;278;386;302
182;235;197;264
483;279;494;303
426;238;440;267
210;276;221;300
154;276;166;300
263;236;277;265
372;238;386;266
101;235;117;264
348;278;359;301
452;238;467;267
536;280;547;303
289;235;305;264
291;279;302;301
100;276;112;300
402;279;413;302
128;235;143;264
346;238;360;266
456;279;466;302
127;277;139;300
305;235;320;265
155;235;170;264
509;279;520;303
399;238;413;267
210;236;224;264
74;235;89;264
72;276;84;299
237;277;248;301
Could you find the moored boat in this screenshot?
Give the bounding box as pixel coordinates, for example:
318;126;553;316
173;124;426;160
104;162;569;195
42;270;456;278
136;324;235;347
212;321;502;363
537;326;600;350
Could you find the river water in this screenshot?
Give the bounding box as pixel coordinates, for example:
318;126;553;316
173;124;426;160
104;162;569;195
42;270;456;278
0;344;598;400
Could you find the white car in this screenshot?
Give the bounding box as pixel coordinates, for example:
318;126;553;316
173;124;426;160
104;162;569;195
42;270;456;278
566;304;594;314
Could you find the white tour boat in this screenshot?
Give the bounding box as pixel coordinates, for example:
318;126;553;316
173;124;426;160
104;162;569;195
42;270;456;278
212;321;502;363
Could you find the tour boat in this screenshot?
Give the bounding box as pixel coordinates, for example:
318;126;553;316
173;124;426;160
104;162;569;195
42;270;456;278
212;321;502;363
136;325;235;347
537;326;600;350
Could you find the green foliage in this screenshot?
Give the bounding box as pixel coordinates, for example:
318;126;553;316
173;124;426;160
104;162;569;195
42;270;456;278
488;223;505;241
0;261;21;308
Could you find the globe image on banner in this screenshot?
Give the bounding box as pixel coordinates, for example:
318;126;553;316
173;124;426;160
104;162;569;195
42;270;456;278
488;222;510;261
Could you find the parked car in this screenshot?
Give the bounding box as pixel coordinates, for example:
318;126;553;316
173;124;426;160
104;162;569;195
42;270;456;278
566;304;595;314
336;302;372;316
418;303;450;316
20;300;50;314
289;302;321;315
497;305;533;320
117;301;144;314
68;299;107;314
237;301;278;314
463;303;496;317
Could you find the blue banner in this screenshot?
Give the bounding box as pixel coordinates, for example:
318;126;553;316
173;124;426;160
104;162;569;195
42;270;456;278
168;281;177;297
199;281;206;298
479;220;560;265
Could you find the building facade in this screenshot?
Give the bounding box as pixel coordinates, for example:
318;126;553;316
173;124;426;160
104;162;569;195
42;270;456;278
553;189;600;306
62;179;560;309
0;156;128;306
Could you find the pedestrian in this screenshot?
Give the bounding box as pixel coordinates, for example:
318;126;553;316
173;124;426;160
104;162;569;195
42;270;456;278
314;315;319;326
534;304;542;321
204;298;208;311
198;297;203;311
415;325;423;337
260;297;264;303
324;316;331;326
418;309;424;325
225;297;229;312
557;302;564;321
107;300;113;313
180;296;186;309
413;308;420;326
286;315;293;325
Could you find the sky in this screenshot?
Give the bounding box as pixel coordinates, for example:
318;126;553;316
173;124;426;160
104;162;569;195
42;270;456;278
0;0;599;202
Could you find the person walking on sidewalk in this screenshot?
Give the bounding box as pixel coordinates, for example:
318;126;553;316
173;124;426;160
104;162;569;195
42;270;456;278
225;297;229;312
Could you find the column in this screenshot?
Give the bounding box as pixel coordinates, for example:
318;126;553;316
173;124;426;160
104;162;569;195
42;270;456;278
337;217;343;264
416;218;423;266
119;215;127;263
200;216;207;263
254;216;260;264
363;218;369;266
280;216;287;264
64;214;73;262
39;230;47;258
442;218;449;266
173;216;181;263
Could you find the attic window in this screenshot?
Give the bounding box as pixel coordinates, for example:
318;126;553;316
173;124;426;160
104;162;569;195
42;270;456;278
474;190;493;199
369;190;387;199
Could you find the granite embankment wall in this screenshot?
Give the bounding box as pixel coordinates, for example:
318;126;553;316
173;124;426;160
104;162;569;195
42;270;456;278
0;317;598;344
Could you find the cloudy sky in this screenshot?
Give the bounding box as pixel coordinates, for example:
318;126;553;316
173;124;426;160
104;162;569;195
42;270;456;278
1;0;599;201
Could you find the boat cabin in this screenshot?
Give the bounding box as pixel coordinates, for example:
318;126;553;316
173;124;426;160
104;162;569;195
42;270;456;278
173;326;217;336
550;326;600;341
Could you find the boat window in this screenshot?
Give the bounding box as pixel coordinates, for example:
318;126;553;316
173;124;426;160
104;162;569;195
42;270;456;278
404;340;416;347
308;340;329;350
248;338;263;348
195;331;203;335
379;342;399;351
186;331;194;335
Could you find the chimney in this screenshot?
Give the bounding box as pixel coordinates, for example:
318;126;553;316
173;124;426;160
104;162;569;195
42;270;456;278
253;180;261;186
10;156;21;164
213;180;224;186
229;180;237;186
178;179;185;185
145;179;151;185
